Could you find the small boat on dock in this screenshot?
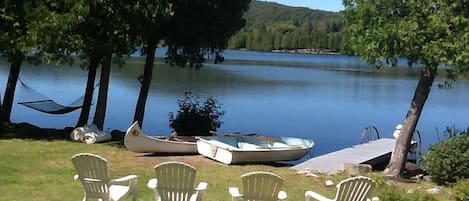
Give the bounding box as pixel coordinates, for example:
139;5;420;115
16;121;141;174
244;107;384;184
124;121;198;154
197;134;314;164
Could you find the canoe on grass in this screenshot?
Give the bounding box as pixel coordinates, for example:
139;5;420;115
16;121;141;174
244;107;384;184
124;121;198;154
197;134;314;164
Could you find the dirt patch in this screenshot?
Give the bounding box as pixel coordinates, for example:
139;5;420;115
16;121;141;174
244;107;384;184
120;152;221;168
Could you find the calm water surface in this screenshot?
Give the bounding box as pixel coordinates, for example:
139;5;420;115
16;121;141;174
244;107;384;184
1;50;468;158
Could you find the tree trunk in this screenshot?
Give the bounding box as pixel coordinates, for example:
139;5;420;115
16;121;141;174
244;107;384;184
133;42;157;127
92;54;112;130
76;56;100;127
1;54;23;123
383;66;437;177
0;86;2;116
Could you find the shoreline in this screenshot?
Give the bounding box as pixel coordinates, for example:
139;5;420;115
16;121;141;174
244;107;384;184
271;48;341;55
232;48;341;55
0;122;127;142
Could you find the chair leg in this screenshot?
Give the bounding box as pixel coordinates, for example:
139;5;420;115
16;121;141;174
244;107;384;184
130;179;138;201
130;186;137;201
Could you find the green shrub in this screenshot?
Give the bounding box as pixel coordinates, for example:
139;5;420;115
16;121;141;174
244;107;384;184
421;133;469;185
369;176;436;201
169;92;225;136
373;190;436;201
454;179;469;201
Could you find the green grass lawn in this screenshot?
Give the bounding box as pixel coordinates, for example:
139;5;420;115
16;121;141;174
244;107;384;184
0;138;451;201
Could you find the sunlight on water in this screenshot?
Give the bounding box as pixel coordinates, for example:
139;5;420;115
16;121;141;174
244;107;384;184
1;51;468;157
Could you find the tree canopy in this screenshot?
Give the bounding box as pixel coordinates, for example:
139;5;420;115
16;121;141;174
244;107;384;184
164;0;250;67
133;0;250;127
0;0;38;122
1;0;250;129
126;0;172;127
344;0;469;73
344;0;469;177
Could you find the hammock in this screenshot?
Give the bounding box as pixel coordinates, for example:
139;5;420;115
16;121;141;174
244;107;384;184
18;100;84;115
17;78;98;115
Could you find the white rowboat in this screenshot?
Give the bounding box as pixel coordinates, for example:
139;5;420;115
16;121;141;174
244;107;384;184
197;134;314;164
124;121;198;154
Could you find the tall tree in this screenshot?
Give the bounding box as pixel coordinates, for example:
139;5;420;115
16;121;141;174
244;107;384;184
344;0;469;177
41;1;91;128
1;0;88;125
127;0;171;127
131;0;250;127
70;0;134;129
0;1;37;122
76;56;99;127
73;0;107;128
0;0;97;127
89;0;134;129
13;1;92;128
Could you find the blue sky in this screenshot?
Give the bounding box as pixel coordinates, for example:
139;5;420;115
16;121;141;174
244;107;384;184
265;0;344;12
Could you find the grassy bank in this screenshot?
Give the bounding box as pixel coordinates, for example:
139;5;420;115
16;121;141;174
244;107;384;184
0;139;324;200
0;134;451;200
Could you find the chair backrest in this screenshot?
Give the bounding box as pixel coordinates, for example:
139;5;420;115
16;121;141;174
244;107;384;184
335;176;375;201
72;153;110;199
241;171;284;201
155;161;197;201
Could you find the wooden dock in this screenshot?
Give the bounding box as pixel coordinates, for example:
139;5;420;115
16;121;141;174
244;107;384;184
292;138;395;173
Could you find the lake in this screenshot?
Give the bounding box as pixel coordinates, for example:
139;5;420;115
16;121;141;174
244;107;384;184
1;49;468;157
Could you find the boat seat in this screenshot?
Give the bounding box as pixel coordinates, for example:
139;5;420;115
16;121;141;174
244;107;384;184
237;142;261;149
268;142;289;148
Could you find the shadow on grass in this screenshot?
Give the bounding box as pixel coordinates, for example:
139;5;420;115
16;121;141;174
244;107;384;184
0;122;296;168
234;161;294;167
133;152;293;167
0;122;72;141
0;122;126;148
139;152;200;157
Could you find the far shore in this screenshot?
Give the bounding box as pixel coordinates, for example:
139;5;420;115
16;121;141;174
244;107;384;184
272;48;341;55
232;48;341;55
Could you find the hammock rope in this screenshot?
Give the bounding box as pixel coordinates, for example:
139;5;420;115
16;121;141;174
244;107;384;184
17;78;98;115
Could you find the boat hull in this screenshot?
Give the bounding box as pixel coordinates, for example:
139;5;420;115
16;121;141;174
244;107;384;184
197;135;314;164
124;122;197;154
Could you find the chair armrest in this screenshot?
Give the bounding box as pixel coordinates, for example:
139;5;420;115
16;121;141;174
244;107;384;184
111;175;138;185
229;187;242;198
278;190;287;200
111;175;138;182
82;178;102;182
191;182;208;201
195;182;208;191
305;191;333;201
147;178;158;189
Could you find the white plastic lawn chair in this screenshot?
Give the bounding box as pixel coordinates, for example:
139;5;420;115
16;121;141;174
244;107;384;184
71;153;138;201
229;171;287;201
147;161;208;201
305;176;375;201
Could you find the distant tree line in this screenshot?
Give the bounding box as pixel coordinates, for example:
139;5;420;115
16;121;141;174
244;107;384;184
227;1;346;52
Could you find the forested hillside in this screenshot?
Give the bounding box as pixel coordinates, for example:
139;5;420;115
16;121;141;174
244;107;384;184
227;1;346;52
